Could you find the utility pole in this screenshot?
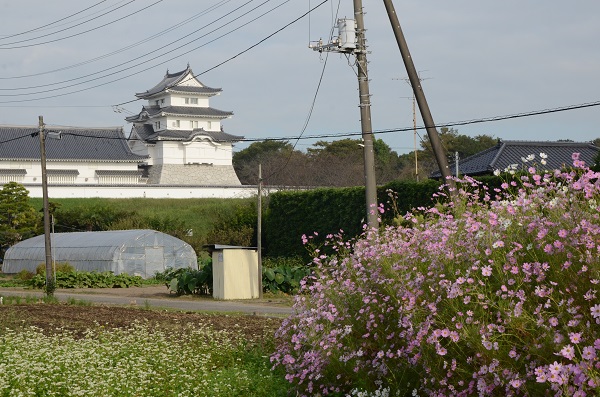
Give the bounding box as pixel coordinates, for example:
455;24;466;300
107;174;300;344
38;116;54;297
394;72;429;182
257;164;263;299
353;0;378;229
382;0;455;191
310;9;378;229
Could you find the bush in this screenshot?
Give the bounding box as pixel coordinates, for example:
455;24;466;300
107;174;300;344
31;271;142;289
166;261;213;296
272;160;600;396
16;269;34;281
35;262;75;275
262;257;311;294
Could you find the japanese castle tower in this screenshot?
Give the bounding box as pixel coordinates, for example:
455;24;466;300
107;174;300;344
126;65;242;185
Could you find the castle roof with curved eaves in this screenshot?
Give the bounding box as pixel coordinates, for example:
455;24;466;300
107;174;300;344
135;65;221;99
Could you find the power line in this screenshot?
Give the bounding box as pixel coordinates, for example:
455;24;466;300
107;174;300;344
0;0;301;103
0;0;160;49
0;0;232;80
0;0;110;40
164;0;330;89
261;0;341;182
0;0;274;94
4;99;597;147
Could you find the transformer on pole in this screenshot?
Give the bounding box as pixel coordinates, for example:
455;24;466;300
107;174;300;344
310;11;379;229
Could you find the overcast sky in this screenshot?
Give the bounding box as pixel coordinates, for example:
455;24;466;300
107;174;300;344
1;0;599;155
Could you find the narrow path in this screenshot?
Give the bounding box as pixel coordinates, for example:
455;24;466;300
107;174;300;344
0;287;293;316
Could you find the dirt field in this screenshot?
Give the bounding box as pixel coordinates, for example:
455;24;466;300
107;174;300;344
0;285;289;337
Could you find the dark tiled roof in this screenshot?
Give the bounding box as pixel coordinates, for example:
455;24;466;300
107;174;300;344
125;105;233;123
0;169;27;175
47;169;79;175
131;125;243;143
431;140;600;177
95;170;143;176
135;66;221;99
0;126;149;162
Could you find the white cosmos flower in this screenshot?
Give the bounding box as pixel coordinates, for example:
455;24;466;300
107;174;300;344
540;152;548;159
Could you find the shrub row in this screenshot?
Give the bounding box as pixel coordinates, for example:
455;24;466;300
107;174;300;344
31;271;143;289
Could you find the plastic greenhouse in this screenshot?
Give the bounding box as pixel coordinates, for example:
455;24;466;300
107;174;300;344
3;229;196;278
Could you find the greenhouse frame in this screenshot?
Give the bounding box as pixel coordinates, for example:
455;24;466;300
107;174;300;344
3;229;197;278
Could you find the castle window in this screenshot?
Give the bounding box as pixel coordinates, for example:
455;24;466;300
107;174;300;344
190;98;198;104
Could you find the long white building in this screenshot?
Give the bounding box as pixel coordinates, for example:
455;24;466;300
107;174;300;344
0;65;253;198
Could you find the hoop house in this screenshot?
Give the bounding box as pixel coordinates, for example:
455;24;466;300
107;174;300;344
3;229;196;278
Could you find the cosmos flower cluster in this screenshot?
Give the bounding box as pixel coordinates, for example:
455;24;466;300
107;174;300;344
272;156;600;396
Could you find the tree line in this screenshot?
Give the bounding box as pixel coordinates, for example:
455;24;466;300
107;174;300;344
233;128;500;186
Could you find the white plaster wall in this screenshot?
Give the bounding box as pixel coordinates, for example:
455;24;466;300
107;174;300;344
179;72;202;87
186;141;232;165
9;161;139;184
22;184;262;199
157;141;185;165
172;95;210;107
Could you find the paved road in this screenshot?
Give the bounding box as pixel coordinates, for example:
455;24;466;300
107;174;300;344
0;288;293;316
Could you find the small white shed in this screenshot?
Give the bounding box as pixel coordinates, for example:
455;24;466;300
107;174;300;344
3;230;196;278
207;245;258;300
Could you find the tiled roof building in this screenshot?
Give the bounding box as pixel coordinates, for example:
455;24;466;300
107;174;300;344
431;140;600;178
0;126;147;185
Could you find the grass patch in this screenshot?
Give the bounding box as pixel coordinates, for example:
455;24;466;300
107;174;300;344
29;197;255;238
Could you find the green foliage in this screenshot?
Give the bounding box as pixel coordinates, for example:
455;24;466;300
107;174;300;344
30;271;143;289
53;204;135;232
0;182;40;259
0;273;30;287
35;262;75;275
206;201;257;247
262;257;311;294
31;197;255;255
166;263;213;296
264;180;442;258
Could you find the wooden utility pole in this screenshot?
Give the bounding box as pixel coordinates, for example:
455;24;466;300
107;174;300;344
257;164;263;299
353;0;379;229
38;116;54;296
382;0;455;190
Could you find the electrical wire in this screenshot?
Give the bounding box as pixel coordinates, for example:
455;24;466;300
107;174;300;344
0;0;109;40
167;0;330;87
0;0;299;102
0;0;232;80
0;0;263;92
0;0;160;49
261;0;341;182
4;98;596;148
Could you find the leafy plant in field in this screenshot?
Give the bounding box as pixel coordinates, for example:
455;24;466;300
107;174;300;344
166;262;213;296
31;271;143;289
272;155;600;396
262;257;312;294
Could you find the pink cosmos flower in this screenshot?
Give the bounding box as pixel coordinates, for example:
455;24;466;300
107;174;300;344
481;266;492;277
582;346;596;360
560;344;575;360
569;332;582;344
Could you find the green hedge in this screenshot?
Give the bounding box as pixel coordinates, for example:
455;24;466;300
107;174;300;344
264;179;442;258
